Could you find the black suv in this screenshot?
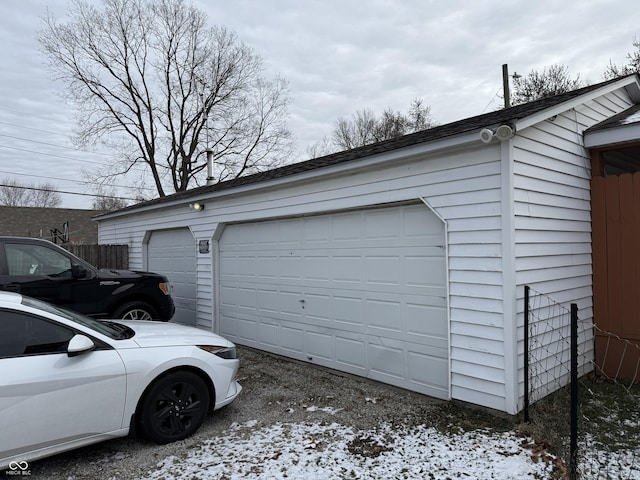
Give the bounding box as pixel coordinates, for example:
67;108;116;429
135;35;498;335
0;237;175;321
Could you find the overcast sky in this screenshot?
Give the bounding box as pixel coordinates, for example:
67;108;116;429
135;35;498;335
1;0;639;209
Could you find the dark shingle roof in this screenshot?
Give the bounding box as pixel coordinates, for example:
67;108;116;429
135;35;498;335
108;75;638;214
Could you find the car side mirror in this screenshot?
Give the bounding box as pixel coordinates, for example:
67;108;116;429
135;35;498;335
67;334;95;357
71;264;89;279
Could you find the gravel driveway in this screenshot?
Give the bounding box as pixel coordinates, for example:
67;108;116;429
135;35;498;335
26;346;454;479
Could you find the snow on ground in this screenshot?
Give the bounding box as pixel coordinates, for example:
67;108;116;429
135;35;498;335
139;421;555;479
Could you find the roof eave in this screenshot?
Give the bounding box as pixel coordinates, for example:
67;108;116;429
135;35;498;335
584;123;640;149
514;75;640;132
96;130;482;221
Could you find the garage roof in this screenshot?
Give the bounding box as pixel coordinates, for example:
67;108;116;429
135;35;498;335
99;74;640;217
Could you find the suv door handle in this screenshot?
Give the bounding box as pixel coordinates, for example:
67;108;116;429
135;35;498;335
3;284;21;293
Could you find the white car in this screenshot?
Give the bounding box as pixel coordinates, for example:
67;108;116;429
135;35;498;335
0;291;242;470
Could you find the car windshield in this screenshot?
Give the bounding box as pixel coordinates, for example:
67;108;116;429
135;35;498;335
21;296;134;340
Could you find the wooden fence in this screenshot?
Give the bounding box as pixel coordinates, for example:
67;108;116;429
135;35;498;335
64;244;129;270
591;173;640;380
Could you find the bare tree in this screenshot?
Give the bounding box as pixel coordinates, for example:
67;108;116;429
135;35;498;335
604;37;640;79
91;188;130;211
39;0;293;198
305;135;334;159
333;109;377;150
511;64;584;105
0;178;62;207
330;98;435;152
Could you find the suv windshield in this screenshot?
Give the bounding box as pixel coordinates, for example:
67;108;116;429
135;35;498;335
21;296;134;340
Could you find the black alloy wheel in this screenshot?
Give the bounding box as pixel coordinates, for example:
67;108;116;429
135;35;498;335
139;371;210;444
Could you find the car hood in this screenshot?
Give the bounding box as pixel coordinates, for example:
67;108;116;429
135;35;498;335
116;320;235;348
97;268;167;280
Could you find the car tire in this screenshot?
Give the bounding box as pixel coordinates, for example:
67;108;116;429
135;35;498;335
113;301;158;321
138;371;210;444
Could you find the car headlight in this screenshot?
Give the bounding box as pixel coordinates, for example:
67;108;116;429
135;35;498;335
198;345;237;359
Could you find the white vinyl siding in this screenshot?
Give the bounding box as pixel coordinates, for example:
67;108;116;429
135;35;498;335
513;89;635;407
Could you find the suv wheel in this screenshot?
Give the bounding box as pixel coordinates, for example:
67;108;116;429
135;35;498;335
114;301;158;321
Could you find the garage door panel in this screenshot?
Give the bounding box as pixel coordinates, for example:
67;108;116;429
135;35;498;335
237;318;259;342
219;204;450;399
365;209;402;238
335;335;367;372
332;213;362;240
148;229;196;325
307;331;333;360
369;342;405;379
366;298;402;332
407;304;448;338
365;256;401;285
333;295;364;325
406;255;447;286
304;216;331;242
257;288;282;312
408;352;449;395
331;256;362;283
258;322;280;347
280;256;302;279
281;326;304;353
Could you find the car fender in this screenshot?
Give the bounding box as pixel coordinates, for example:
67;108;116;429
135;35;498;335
115;346;239;419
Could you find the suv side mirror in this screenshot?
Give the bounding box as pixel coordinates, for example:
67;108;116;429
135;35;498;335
71;264;89;279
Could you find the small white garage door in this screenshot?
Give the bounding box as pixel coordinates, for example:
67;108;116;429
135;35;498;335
219;203;449;399
148;229;197;325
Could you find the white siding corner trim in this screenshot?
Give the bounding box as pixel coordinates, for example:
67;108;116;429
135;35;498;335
500;138;518;415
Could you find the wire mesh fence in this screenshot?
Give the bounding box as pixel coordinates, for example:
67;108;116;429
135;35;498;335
524;285;640;479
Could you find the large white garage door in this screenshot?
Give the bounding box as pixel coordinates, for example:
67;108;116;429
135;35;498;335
219;203;449;399
148;229;197;325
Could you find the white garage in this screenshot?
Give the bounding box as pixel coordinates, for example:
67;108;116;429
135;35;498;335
218;203;449;399
147;228;197;325
96;75;640;413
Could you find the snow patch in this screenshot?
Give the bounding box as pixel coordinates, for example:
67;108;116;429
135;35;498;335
139;422;556;480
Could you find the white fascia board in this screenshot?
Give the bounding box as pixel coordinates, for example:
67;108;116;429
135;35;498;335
514;76;640;132
584;123;640;148
97;131;480;220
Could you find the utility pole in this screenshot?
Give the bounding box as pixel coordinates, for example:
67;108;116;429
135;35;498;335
503;64;511;108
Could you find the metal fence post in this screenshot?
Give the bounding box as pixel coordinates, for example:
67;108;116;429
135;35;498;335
524;285;530;422
570;302;578;480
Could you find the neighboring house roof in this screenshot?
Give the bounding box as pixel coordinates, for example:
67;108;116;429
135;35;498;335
0;206;106;244
584;103;640;149
99;74;640;218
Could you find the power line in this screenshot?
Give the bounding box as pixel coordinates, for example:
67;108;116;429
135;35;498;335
0;120;69;138
0;132;114;158
0;169;155;192
0;182;143;201
0;143;108;164
0;106;76;126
